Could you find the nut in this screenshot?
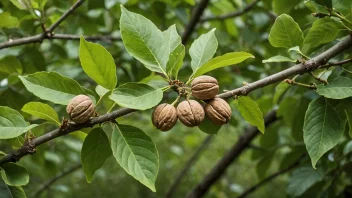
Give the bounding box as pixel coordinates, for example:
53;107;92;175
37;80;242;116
66;95;95;123
152;103;178;131
177;100;205;127
205;98;231;125
191;75;219;100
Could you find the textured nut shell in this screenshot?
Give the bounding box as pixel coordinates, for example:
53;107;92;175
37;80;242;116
66;95;95;123
177;100;205;127
191;75;219;100
205;98;231;125
152;103;178;131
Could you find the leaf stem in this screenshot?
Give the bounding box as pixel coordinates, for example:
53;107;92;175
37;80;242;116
309;72;328;84
284;79;316;89
171;95;181;106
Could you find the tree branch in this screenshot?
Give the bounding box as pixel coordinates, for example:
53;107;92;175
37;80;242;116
51;34;121;42
200;0;260;22
0;0;86;50
182;0;210;44
32;163;82;197
185;35;352;198
166;136;214;198
237;155;305;198
0;35;351;167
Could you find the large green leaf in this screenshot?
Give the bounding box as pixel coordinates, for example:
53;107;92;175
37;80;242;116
286;166;324;197
81;128;112;183
109;83;163;110
79;37;117;90
120;6;169;76
164;25;184;79
268;14;304;48
304;97;345;168
189;29;218;74
110;124;158;192
192;52;254;78
19;72;92;105
0;106;38;139
234;96;265;133
0;13;18;28
21;102;60;125
198;116;222;134
273;0;301;14
303;18;341;49
0;163;29;186
0;179;27;198
316;77;352;99
262;55;296;63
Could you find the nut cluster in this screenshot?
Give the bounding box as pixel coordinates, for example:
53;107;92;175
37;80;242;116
152;75;232;131
66;95;95;123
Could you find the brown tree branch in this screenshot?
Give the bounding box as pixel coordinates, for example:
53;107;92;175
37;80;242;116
200;0;260;22
166;136;214;198
182;0;210;44
0;35;351;167
0;0;86;50
185;35;352;198
319;58;352;68
32;163;82;197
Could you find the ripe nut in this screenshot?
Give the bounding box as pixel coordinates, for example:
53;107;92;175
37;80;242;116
152;104;178;131
205;98;231;125
66;95;95;123
191;75;219;100
177;100;205;127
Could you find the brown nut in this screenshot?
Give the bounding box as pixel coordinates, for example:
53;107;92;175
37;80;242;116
177;100;205;127
191;75;219;100
66;95;95;123
205;98;231;125
152;103;178;131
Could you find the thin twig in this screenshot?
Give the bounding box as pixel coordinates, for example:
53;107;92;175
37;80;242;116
284;79;317;89
309;72;328;84
166;136;214;198
319;58;352;69
200;0;260;22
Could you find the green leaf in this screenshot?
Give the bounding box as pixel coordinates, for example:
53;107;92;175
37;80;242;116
19;71;93;105
262;55;296;63
79;37;117;90
0;163;29;186
21;102;60;125
109;83;163;110
0;13;18;28
317;77;352;99
332;0;352;25
192;52;254;78
164;25;184;79
81;128;112;183
304;97;345;168
0;106;38;139
190;29;218;74
120;6;169;76
287;166;324;197
95;85;110;97
273;0;301;14
268;14;304;48
234;96;265;133
0;56;22;76
256;153;274;180
198;116;222;134
0;179;27;198
346;110;352;138
9;0;28;10
110;124;158;192
273;81;291;104
303;18;341;49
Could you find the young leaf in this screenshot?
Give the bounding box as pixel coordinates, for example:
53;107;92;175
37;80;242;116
192;52;254;78
164;25;184;79
109;83;163;110
234;96;265;133
21;102;60;125
120;6;169;77
0;106;38;139
316;77;352;99
19;72;93;105
304;97;345;168
81;128;112;183
0;163;29;186
198;116;222;134
190;29;218;74
79;37;117;90
303;18;341;49
110;124;158;192
286;166;324;197
268;14;304;48
262;55;296;63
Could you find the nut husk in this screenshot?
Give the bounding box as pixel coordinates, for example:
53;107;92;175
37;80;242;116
205;98;231;125
152;103;178;131
177;100;205;127
66;95;95;123
191;75;219;100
